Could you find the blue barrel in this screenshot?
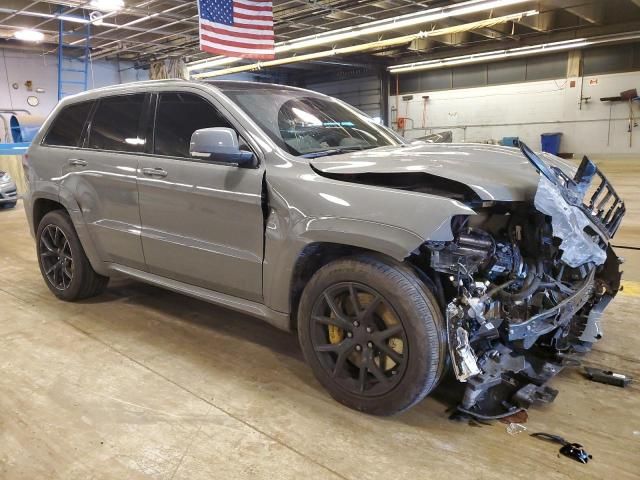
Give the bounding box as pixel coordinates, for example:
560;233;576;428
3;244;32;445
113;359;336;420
10;114;44;143
501;136;519;147
541;132;562;155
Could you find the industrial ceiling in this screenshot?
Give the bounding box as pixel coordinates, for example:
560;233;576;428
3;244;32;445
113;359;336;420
0;0;639;73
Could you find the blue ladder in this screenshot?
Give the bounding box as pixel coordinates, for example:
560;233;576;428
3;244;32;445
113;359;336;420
57;11;91;100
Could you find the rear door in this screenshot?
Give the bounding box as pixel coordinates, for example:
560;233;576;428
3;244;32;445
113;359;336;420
60;93;149;270
137;90;265;302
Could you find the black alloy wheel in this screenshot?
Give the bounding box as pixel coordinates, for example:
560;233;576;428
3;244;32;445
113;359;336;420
39;224;74;290
298;255;446;416
36;210;109;301
310;282;408;396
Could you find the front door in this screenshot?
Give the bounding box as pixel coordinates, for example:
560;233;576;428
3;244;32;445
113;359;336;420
137;91;264;302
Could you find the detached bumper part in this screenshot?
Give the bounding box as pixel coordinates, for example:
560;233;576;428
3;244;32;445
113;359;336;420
584;367;632;387
457;343;561;419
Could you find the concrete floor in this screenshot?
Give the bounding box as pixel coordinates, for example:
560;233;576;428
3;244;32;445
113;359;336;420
1;158;639;479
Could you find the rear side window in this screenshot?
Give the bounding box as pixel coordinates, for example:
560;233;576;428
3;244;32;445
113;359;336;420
43;101;93;147
154;92;234;158
88;94;146;153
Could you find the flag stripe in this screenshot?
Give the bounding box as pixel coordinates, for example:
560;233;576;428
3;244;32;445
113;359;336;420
233;12;273;23
201;39;275;56
201;18;273;33
233;2;272;12
201;34;274;49
234;0;272;7
234;7;273;17
201;24;274;40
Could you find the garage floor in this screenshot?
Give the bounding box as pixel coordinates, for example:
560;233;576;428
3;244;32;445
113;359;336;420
1;158;639;480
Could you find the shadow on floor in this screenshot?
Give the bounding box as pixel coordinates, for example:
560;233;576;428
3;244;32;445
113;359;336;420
76;279;461;423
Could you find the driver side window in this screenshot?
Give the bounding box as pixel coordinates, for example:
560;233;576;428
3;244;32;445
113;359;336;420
154;92;236;159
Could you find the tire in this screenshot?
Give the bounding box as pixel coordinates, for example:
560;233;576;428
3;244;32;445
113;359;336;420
36;210;108;301
297;254;447;416
2;202;16;209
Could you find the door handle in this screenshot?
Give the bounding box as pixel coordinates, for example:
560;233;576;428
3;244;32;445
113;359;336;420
68;158;87;167
141;167;168;178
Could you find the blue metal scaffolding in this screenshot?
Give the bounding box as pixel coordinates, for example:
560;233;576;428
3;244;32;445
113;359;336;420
57;11;91;100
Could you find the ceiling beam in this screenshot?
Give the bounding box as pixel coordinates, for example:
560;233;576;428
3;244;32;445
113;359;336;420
538;1;605;24
516;10;556;31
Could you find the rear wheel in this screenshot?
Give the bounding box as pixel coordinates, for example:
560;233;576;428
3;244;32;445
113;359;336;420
36;210;108;301
297;255;446;415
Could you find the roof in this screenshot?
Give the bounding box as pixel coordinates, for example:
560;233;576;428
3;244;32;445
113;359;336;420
56;78;314;105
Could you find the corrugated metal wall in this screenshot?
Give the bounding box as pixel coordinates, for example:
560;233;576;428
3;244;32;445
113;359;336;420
306;75;382;119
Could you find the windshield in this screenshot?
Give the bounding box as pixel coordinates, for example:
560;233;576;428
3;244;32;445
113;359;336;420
219;87;405;157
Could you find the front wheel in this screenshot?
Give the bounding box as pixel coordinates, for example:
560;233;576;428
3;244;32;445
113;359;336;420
297;255;446;416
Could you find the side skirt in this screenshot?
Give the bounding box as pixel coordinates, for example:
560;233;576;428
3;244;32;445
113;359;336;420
107;263;291;331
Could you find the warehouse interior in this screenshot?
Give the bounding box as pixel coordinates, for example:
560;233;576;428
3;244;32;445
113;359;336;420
0;1;639;479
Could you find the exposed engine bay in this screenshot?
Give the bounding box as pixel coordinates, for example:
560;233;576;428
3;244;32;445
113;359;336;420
421;145;625;419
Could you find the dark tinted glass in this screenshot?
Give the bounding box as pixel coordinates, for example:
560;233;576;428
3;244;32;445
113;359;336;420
526;52;567;80
583;45;633;75
43;101;93;147
88;94;146;152
221;89;403;156
154;93;233;158
452;64;487;88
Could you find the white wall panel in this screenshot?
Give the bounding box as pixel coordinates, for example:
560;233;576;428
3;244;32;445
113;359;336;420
0;48;148;124
392;71;640;155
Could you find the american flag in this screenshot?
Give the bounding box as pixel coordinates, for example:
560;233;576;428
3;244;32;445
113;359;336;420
198;0;275;60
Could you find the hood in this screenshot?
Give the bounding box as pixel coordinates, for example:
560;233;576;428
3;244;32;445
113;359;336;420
310;143;574;202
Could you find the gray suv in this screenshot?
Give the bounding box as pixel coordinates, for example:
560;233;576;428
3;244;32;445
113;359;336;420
24;80;624;418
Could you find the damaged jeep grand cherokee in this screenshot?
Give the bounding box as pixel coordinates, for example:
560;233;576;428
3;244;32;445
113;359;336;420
25;81;624;418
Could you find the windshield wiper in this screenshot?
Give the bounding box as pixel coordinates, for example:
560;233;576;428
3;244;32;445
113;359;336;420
301;146;377;159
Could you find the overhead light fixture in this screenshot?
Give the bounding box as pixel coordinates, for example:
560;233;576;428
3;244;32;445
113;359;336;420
90;0;125;12
187;0;532;72
387;33;640;73
13;29;45;42
90;11;105;25
58;14;90;24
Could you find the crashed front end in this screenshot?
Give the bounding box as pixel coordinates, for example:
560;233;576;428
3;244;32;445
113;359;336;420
422;148;625;419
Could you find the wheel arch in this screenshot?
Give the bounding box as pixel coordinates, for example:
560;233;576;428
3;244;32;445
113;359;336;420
263;216;433;330
31;194;109;277
32;197;65;233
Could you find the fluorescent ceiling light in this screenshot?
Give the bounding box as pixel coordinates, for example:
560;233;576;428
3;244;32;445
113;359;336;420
13;29;44;42
58;14;90;24
388;37;612;73
90;0;125;12
187;0;532;72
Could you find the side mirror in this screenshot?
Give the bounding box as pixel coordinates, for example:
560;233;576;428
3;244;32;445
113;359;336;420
189;127;255;167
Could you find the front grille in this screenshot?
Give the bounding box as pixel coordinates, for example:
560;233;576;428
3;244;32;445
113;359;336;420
1;188;17;200
577;159;625;239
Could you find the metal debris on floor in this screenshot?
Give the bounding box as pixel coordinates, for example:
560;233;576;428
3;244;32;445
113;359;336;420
531;432;593;464
506;423;527;435
584;367;633;387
